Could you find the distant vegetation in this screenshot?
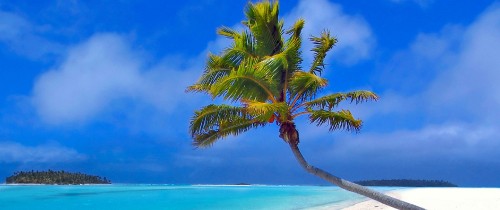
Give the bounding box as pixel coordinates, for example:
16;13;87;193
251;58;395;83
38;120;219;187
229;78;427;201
355;179;457;187
5;170;111;185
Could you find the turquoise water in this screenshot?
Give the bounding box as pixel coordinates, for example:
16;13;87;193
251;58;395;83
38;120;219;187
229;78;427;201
0;184;382;210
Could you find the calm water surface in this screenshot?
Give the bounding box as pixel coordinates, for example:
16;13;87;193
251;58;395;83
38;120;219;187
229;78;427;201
0;185;391;210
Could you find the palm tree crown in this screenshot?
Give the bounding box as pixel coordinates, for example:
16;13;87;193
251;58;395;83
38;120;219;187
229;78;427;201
188;0;377;147
187;2;426;209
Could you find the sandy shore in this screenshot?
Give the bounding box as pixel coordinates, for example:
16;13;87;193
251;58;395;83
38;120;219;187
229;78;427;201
343;187;500;210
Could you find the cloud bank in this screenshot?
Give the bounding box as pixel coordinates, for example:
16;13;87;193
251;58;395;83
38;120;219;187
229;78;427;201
285;0;375;65
343;3;500;173
0;141;86;163
0;10;62;58
425;3;500;122
32;33;198;125
31;0;375;126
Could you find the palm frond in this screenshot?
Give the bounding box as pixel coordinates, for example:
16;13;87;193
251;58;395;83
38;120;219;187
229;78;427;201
309;30;337;75
289;71;328;105
186;84;209;93
286;19;305;39
206;53;235;71
253;35;303;102
243;100;289;122
194;119;265;148
223;30;258;62
305;93;345;110
217;26;240;39
244;0;284;56
285;19;304;71
283;35;302;74
190;104;247;136
309;109;362;132
345;90;379;104
256;52;289;81
186;54;233;93
305;91;377;110
190;104;263;147
209;58;278;102
221;48;246;67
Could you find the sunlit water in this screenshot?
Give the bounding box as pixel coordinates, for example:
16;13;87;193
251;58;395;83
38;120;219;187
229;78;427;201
0;184;395;210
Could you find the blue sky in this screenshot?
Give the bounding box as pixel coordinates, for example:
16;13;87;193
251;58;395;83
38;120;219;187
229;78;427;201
1;0;499;186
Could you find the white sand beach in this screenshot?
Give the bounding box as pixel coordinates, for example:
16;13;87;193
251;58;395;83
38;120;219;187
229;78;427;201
343;187;500;210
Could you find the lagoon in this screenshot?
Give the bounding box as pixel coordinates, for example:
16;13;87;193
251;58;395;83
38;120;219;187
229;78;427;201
0;184;384;209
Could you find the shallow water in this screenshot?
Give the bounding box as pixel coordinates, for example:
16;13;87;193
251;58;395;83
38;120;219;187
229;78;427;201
0;184;390;210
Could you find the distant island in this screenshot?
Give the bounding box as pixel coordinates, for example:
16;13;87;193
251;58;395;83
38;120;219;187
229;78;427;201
355;179;457;187
5;170;111;185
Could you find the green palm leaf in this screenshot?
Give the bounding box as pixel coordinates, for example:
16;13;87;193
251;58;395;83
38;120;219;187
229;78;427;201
305;90;377;110
243;100;289;122
217;26;240;39
257;52;289;80
309;109;362;132
289;71;328;104
309;31;337;75
346;90;379;104
190;104;265;148
186;54;233;93
190;104;247;136
244;1;283;56
223;30;258;62
284;19;304;75
193;119;264;148
283;34;302;73
286;19;305;39
210;57;278;102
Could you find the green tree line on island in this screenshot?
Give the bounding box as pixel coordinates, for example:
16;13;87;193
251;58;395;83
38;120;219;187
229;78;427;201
5;170;111;185
356;179;457;187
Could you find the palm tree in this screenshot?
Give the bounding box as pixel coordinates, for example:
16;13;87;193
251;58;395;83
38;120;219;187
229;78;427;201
187;1;424;209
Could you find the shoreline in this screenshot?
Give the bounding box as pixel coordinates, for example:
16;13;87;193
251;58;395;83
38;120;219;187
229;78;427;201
1;183;112;186
343;187;500;210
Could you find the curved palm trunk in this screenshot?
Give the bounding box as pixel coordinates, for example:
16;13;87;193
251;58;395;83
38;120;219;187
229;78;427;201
288;143;425;210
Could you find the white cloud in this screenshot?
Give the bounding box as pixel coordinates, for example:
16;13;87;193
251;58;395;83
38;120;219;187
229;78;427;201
285;0;375;65
377;25;464;94
372;3;500;124
425;4;500;122
306;3;500;179
0;141;87;163
0;11;29;39
29;0;376;126
316;2;500;169
32;34;141;123
32;33;198;125
0;10;62;58
327;123;500;163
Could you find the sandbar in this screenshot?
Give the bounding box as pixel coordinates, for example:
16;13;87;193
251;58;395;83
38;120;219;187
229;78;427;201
343;187;500;210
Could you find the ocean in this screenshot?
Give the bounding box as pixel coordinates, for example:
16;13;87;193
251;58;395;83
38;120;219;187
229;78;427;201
0;184;393;210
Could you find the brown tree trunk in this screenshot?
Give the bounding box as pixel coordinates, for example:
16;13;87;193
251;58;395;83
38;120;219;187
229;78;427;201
288;143;425;210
